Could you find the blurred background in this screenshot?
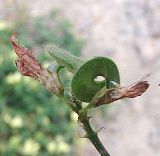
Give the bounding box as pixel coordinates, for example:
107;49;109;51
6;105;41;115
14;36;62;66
0;0;160;156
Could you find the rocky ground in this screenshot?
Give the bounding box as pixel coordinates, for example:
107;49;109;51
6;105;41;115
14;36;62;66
1;0;160;155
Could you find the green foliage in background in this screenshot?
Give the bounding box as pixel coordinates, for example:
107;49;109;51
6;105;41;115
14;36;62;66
0;9;84;156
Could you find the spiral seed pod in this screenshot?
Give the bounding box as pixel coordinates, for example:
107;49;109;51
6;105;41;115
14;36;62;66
71;57;120;102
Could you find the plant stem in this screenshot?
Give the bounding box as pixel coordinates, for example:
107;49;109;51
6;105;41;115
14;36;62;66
78;111;110;156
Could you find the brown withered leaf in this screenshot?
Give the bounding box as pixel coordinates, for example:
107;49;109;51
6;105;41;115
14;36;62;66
11;32;43;78
95;79;149;107
10;32;63;95
121;81;149;98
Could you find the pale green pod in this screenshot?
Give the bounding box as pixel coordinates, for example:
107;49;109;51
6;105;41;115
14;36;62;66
71;57;120;102
47;44;84;73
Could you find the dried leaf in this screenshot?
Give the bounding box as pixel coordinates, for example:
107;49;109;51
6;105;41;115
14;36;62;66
11;32;63;95
95;79;149;106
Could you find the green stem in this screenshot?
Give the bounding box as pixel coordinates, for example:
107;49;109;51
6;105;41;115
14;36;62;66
79;112;110;156
63;97;79;113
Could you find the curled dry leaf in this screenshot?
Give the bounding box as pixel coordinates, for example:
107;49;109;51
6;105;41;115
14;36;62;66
10;32;63;95
95;79;149;107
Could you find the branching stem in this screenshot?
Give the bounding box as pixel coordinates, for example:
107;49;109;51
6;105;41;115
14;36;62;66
65;96;111;155
78;111;110;156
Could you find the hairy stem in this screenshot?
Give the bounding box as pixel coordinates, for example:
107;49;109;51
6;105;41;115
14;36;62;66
78;111;110;156
66;98;111;156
